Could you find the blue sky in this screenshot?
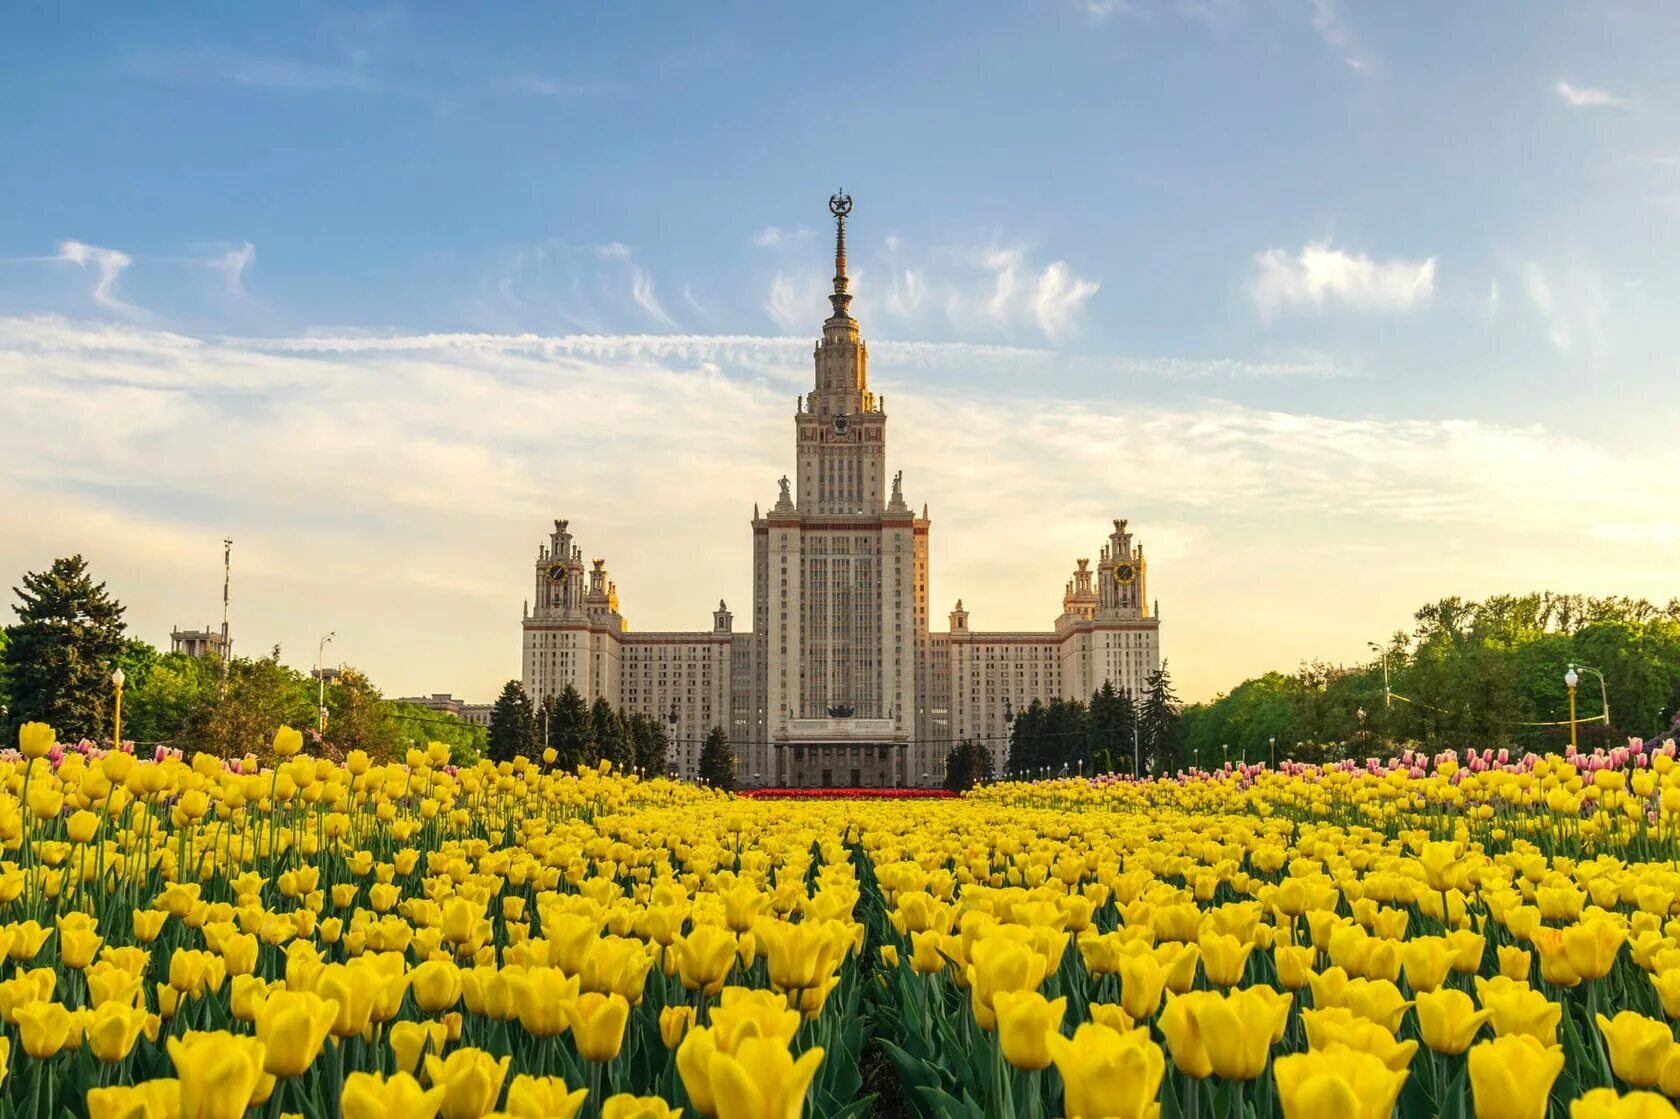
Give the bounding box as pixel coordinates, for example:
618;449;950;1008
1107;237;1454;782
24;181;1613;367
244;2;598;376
2;2;1676;703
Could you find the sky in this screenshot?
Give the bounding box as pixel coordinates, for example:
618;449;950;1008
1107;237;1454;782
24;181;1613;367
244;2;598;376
1;2;1677;704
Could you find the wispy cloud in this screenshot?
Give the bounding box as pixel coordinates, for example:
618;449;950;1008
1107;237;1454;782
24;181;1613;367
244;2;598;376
1520;262;1606;351
752;226;813;248
131;50;376;93
508;76;619;99
209;242;256;298
1307;0;1367;71
1033;261;1101;339
1556;80;1630;110
2;315;1672;704
1249;242;1436;319
56;241;137;314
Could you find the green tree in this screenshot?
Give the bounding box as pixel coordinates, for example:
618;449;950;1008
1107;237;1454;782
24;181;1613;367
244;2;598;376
1139;661;1184;773
549;685;594;771
324;667;402;759
486;680;537;764
122;649;221;746
2;555;128;742
698;726;735;790
387;702;486;765
591;696;632;771
1089;681;1137;775
625;713;669;776
193;647;315;760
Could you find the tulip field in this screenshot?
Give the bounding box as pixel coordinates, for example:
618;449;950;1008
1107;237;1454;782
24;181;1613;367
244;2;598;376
6;723;1680;1118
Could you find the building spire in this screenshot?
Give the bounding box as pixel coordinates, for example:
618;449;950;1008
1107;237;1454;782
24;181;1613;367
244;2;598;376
827;190;854;321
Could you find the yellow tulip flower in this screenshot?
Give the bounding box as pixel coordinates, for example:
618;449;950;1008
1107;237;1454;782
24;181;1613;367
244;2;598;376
424;1047;512;1119
1467;1034;1566;1119
502;1075;589;1119
167;1030;269;1119
1047;1022;1165;1119
1597;1011;1676;1091
340;1071;447;1119
1274;1044;1408;1119
1415;988;1491;1055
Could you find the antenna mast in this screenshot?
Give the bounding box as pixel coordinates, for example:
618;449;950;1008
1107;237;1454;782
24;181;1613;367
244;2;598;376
220;538;232;693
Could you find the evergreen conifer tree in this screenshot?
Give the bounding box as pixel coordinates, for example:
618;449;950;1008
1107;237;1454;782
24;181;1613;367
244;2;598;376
698;726;735;790
3;555;128;742
486;679;536;764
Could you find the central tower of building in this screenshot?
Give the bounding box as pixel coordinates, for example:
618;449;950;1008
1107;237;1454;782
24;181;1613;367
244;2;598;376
747;193;930;786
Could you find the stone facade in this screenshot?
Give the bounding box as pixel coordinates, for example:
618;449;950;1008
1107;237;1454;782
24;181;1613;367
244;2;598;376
521;196;1160;786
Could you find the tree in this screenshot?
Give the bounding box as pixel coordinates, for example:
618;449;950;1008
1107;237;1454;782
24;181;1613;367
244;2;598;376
2;555;128;742
626;713;669;776
698;726;735;790
192;647;315;760
388;702;486;765
324;667;402;759
549;685;594;771
1139;661;1184;773
487;680;537;764
942;739;993;792
1089;681;1137;775
122;649;221;746
591;696;633;771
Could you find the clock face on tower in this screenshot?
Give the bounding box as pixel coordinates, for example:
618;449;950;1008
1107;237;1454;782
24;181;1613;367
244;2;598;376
546;562;568;584
832;412;849;435
1114;562;1136;586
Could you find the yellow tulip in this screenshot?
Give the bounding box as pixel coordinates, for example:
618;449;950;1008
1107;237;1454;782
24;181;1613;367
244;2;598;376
1498;946;1532;982
168;1030;269;1119
1047;1022;1165;1119
678;1033;824;1119
340;1071;446;1119
424;1047;512;1119
14;1000;73;1058
508;966;579;1038
993;990;1066;1071
1415;988;1491;1056
254;989;338;1078
273;726;304;757
660;1004;697;1049
66;809;100;843
1201;987;1292;1080
1399;936;1455;994
1481;984;1564;1046
566;991;631;1062
1274;1044;1408;1119
86;1079;182;1119
1467;1035;1566;1119
1300;1007;1418;1072
503;1074;589;1119
85;1002;149;1063
1109;950;1164;1019
60;926;103;970
601;1095;684;1119
966;937;1048;1031
1158;991;1215;1078
410;959;463;1013
1198;931;1254;988
1274;944;1315;990
708;987;800;1050
19;722;55;759
1568;1088;1680;1119
390;1020;449;1075
1597;1012;1675;1091
673;925;739;996
1563;918;1626;981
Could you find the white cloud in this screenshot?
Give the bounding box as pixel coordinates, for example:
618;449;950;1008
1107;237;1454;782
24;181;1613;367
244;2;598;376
209;242;256;298
56;241;137;314
1250;242;1436;319
1308;0;1367;71
582;243;674;327
1556;80;1630;110
1520;262;1606;351
2;315;1673;706
752;226;813;248
1033;261;1101;339
766;273;830;334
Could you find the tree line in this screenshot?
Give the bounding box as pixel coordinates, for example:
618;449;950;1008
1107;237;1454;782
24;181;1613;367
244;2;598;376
485;678;737;788
1;555;485;763
985;666;1184;786
1182;592;1680;765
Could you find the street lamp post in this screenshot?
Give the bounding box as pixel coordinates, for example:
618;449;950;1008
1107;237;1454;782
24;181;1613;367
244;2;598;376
1569;662;1611;731
316;632;335;735
1565;666;1580;750
111;667;125;750
1269;736;1276;771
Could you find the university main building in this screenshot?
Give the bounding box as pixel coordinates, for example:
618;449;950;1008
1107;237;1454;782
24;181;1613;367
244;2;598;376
522;195;1160;787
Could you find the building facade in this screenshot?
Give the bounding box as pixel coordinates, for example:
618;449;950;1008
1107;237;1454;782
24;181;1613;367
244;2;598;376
521;195;1160;787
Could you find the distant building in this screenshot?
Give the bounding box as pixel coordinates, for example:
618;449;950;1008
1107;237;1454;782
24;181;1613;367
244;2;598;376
398;693;493;729
520;194;1161;788
170;627;229;660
